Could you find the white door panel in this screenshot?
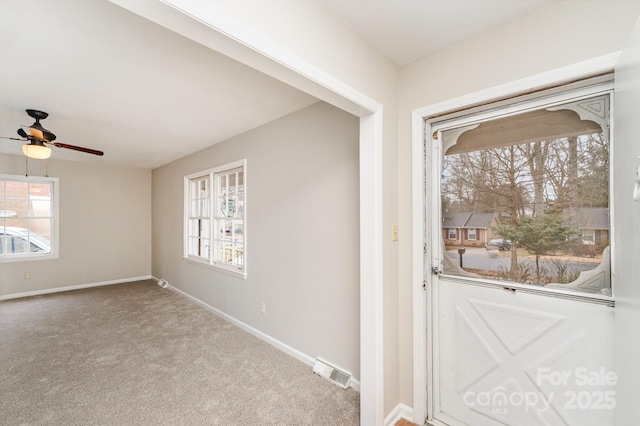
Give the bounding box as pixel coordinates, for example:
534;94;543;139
434;279;614;426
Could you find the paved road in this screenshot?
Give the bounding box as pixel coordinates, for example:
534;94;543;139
447;248;598;276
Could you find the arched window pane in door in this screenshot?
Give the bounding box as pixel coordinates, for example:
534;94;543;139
439;93;611;295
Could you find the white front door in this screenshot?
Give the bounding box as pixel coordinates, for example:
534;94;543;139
427;79;618;426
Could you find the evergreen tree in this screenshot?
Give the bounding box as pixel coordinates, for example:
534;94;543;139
501;213;578;279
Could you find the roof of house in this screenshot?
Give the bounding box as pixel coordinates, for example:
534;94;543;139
466;213;498;228
442;212;471;228
442;212;497;228
566;208;609;230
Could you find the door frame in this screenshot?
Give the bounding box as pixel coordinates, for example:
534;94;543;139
411;52;621;425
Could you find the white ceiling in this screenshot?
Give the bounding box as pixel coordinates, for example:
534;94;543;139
0;0;318;168
0;0;557;169
321;0;557;66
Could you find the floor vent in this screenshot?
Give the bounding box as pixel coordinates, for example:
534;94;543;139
157;279;168;288
312;358;352;389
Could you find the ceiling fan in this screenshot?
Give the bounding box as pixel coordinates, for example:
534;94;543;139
1;109;104;159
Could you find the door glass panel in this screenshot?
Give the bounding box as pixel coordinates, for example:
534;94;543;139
440;93;611;296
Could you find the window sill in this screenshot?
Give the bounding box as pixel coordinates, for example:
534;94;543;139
183;257;246;280
0;253;59;263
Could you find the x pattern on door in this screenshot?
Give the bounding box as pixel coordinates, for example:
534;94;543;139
435;280;614;426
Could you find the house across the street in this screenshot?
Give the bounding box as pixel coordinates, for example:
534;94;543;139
566;207;610;246
442;212;500;248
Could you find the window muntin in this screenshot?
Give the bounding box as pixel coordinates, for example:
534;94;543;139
447;229;457;240
184;161;245;276
437;91;611;296
0;175;58;261
467;229;477;240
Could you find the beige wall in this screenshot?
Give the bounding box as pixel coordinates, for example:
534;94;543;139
397;0;640;409
0;155;151;297
152;102;361;377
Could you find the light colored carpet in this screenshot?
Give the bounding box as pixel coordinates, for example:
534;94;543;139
0;280;359;425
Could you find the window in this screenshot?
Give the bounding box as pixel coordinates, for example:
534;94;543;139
187;176;210;261
582;229;595;244
447;229;457;240
185;160;245;277
436;84;612;297
0;174;58;262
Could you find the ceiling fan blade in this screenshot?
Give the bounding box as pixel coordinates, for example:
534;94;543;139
0;136;26;141
52;142;104;156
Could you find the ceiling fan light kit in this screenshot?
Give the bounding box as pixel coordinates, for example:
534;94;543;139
1;109;104;160
22;142;52;159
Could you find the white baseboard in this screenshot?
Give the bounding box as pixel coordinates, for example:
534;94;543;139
0;275;153;301
161;278;361;393
384;403;414;426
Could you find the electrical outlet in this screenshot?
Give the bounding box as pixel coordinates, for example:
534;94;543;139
24;272;31;279
260;302;266;315
165;265;169;273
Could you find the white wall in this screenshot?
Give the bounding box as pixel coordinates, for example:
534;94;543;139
0;155;151;297
398;0;640;411
152;102;361;377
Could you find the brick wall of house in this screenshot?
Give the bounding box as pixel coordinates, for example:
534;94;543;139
443;228;491;247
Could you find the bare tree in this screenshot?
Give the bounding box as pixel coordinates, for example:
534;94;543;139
523;141;549;217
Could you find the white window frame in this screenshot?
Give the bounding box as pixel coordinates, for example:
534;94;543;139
186;175;211;262
447;228;457;240
582;229;596;244
184;159;246;278
0;174;59;263
467;228;477;241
